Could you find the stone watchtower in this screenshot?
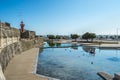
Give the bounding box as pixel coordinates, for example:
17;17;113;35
20;21;25;33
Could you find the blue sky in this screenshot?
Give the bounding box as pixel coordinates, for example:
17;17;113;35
0;0;120;35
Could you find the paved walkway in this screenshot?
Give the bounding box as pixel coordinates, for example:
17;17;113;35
4;48;48;80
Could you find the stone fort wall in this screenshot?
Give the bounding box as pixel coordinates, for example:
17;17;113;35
0;22;43;80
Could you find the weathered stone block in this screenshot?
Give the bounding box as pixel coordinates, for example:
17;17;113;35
114;73;120;80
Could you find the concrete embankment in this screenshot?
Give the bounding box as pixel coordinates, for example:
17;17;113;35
97;72;113;80
80;42;120;48
53;39;120;48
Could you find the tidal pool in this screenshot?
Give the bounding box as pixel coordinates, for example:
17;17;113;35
36;42;120;80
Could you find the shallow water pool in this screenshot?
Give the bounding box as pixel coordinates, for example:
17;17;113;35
37;43;120;80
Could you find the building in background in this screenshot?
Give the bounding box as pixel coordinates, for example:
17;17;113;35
20;21;36;39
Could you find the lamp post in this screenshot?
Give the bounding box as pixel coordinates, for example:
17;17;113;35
117;28;119;43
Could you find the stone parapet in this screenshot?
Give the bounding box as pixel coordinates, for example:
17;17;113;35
0;37;43;72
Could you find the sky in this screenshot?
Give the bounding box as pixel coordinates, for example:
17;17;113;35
0;0;120;35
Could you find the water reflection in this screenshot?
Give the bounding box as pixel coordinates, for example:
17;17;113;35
82;46;96;56
82;46;96;64
107;57;120;62
37;43;120;80
46;42;79;48
56;43;61;47
47;42;55;47
39;47;43;53
47;42;62;47
70;44;78;50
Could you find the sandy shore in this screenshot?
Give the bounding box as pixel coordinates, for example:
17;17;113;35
4;48;48;80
